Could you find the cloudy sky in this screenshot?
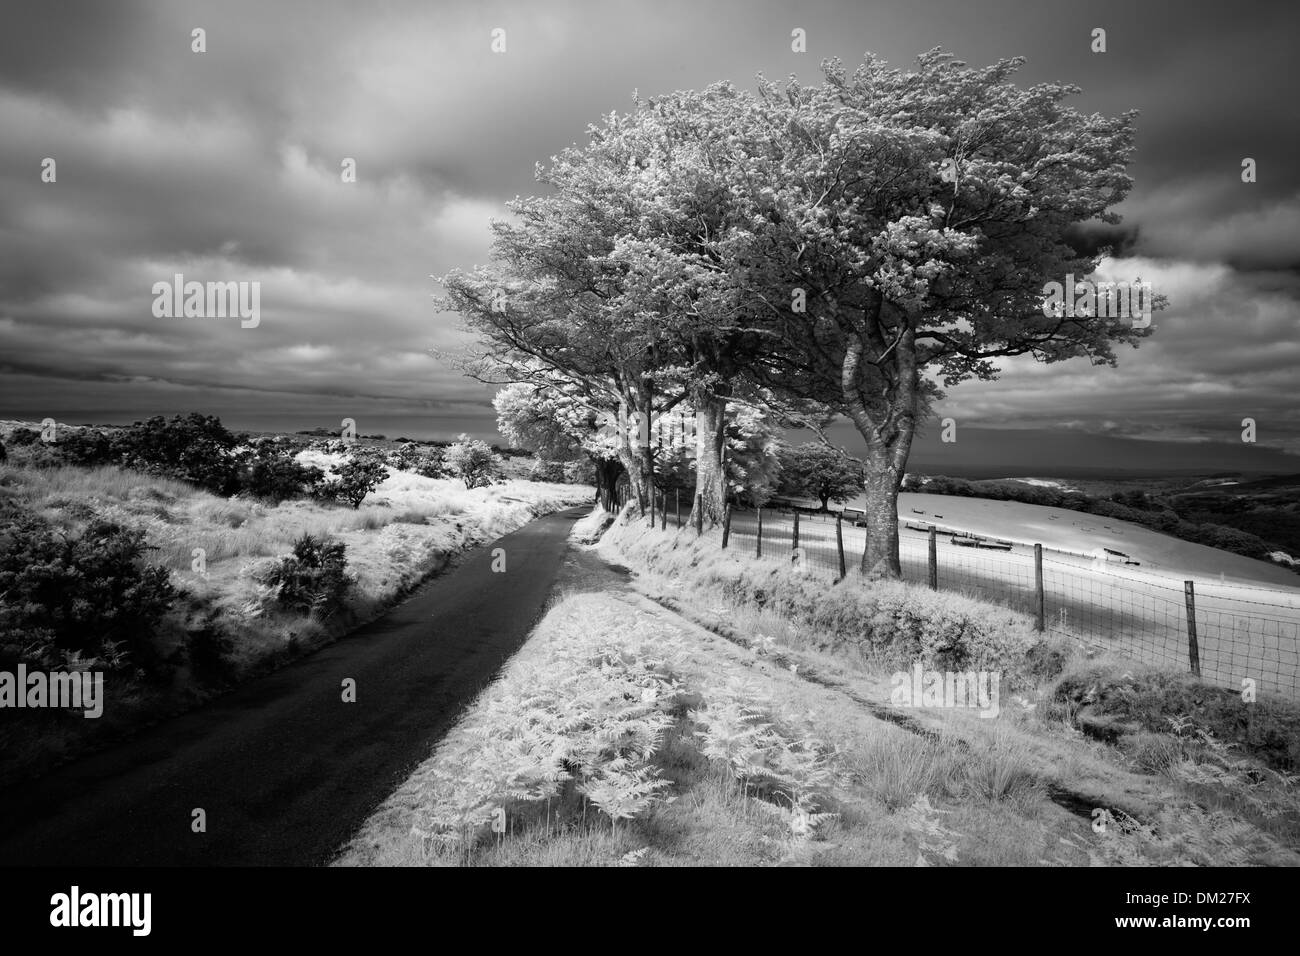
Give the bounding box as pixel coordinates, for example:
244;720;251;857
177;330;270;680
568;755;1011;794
1;0;1297;473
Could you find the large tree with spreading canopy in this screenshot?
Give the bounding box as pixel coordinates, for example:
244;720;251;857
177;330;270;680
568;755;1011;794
719;50;1153;575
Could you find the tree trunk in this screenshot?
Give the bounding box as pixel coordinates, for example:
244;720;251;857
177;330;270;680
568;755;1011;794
841;304;920;579
614;391;653;514
593;458;624;512
860;457;904;577
690;392;728;527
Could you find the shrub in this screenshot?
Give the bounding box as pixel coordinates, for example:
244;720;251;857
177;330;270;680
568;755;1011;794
444;435;501;489
113;413;242;494
6;427;39;447
527;458;567;483
1123;731;1190;776
325;457;389;508
260;533;351;618
0;502;177;675
1053;666;1300;772
384;442;427;472
51;429;116;466
563;458;597;485
241;448;326;503
413;449;447;479
604;520;1041;685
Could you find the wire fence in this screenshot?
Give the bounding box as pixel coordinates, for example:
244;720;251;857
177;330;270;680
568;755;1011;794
630;490;1300;701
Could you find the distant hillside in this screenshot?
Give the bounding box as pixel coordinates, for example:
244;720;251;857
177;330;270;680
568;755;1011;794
905;473;1300;574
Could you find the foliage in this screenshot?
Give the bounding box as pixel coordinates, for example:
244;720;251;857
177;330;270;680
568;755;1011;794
0;502;176;675
325;456;390;508
240;445;326;503
1054;666;1300;772
777;443;865;510
444;435;501;490
407;601;686;851
527;459;567;483
259;533;351;618
112;413;243;494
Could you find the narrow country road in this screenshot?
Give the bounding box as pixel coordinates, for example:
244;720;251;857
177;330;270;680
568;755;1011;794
0;505;590;866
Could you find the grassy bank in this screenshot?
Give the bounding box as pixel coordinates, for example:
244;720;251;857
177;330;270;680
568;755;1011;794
0;458;592;786
335;508;1299;866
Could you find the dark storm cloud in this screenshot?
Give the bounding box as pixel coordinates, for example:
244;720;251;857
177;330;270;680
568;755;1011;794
0;0;1296;455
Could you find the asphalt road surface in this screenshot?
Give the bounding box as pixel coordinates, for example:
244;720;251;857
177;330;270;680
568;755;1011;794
0;505;589;866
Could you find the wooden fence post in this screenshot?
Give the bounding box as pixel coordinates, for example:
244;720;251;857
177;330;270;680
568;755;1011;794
756;507;763;558
660;492;667;530
792;511;800;552
1034;544;1045;632
649;487;656;527
721;504;731;549
835;513;846;581
927;527;938;590
1184;580;1202;677
675;488;681;528
694;494;703;535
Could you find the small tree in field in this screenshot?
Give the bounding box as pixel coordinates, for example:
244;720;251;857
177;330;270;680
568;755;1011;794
445;435;501;490
778;443;865;511
329;456;389;508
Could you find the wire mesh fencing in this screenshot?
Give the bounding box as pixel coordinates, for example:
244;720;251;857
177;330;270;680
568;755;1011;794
637;496;1300;700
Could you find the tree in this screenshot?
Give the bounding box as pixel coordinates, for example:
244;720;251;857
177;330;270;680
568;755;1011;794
441;99;755;516
328;457;389;508
778;443;865;511
721;51;1153;576
113;413;244;494
444;435;502;490
493;381;627;509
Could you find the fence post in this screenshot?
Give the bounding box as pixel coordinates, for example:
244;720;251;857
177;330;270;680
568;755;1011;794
792;510;800;553
1034;543;1045;632
649;487;656;527
660;493;667;530
835;513;846;581
675;488;681;528
756;507;763;558
721;504;731;549
1184;580;1201;678
927;527;937;590
694;494;703;535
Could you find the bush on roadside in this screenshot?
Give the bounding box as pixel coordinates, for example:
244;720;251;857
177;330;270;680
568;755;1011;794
260;533;351;618
603;519;1041;684
0;502;177;676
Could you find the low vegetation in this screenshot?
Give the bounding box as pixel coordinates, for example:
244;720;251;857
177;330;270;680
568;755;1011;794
0;417;593;787
601;515;1048;687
